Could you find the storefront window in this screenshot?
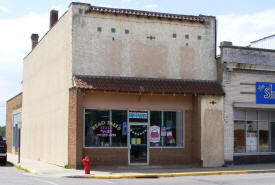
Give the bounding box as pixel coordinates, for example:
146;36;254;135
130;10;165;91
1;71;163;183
246;121;258;152
150;111;184;147
12;113;21;148
259;122;269;152
234;110;275;153
85;109;127;147
234;121;245;153
271;123;275;152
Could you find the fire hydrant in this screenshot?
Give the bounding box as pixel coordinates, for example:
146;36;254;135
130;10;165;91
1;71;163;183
82;156;91;174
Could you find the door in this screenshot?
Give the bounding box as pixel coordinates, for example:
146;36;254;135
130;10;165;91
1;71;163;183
129;124;148;164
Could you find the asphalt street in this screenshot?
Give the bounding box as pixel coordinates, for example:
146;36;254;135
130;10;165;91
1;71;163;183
1;163;275;185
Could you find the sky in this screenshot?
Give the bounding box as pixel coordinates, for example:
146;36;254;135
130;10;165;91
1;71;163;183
1;0;275;126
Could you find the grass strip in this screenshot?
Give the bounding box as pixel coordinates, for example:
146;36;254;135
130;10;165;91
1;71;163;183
16;165;31;173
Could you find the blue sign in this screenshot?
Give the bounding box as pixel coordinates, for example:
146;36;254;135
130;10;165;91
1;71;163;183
122;122;127;136
129;112;148;119
256;82;275;104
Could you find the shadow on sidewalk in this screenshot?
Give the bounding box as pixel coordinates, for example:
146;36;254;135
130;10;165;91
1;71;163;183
0;162;14;167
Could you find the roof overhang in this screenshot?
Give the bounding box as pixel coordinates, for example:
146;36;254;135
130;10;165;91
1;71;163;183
73;75;224;96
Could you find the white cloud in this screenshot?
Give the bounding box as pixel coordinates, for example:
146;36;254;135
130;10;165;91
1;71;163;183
0;12;49;125
217;9;275;47
0;12;48;62
0;5;9;13
144;4;158;10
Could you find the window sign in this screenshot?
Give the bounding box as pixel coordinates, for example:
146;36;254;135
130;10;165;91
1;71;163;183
129;111;148;123
122;121;127;136
161;127;166;137
149;126;160;143
150;111;184;147
246;132;257;152
129;112;148;119
256;82;275;104
131;138;136;144
136;138;141;145
85;109;127;147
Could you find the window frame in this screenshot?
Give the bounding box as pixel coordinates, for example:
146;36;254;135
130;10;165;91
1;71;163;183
149;110;185;149
234;109;275;155
83;108;185;149
83;108;128;149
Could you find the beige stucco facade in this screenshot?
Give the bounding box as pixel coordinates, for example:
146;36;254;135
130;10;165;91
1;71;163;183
22;8;73;166
200;96;224;167
20;2;223;167
71;4;217;80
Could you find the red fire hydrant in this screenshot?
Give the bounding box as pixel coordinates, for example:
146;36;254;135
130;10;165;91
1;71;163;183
82;156;91;174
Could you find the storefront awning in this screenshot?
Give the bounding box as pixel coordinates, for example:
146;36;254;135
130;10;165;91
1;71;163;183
74;75;224;96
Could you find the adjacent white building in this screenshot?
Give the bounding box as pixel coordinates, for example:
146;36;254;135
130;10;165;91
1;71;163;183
250;34;275;50
218;41;275;164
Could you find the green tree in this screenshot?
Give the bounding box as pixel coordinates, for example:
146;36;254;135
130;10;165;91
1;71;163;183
0;126;6;137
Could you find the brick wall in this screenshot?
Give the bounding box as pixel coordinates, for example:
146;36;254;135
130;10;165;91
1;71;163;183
6;93;22;153
83;148;128;166
69;90;201;167
68;88;83;169
150;110;194;165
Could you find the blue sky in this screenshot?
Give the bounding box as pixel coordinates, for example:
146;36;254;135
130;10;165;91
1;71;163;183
1;0;275;126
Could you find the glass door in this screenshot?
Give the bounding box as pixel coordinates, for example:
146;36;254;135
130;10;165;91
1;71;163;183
129;124;148;164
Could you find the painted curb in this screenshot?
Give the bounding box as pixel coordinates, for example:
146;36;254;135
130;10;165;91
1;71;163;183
8;161;37;174
15;164;37;174
87;169;275;179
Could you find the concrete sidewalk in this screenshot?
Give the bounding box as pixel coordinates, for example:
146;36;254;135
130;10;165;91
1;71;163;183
7;153;275;178
7;153;85;177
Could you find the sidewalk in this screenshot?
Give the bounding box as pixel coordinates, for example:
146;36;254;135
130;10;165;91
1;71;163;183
7;153;275;178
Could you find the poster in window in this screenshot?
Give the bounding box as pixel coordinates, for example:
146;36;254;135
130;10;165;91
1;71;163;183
150;126;160;143
136;138;141;144
246;133;257;152
161;127;166;136
122;121;127;136
131;138;136;144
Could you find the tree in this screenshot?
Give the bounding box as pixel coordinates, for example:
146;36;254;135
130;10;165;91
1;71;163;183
0;126;6;137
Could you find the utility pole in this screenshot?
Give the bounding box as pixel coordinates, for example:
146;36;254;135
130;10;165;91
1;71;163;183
18;121;22;164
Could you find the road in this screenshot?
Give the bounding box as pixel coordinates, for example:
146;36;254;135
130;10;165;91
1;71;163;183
1;164;275;185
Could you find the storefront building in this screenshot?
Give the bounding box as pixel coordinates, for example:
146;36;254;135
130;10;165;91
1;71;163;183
218;41;275;164
17;2;224;168
5;93;22;154
69;76;224;167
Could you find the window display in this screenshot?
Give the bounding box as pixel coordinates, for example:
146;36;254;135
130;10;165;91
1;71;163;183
85;109;184;148
150;111;184;147
234;110;275;153
234;121;245;153
85;109;127;147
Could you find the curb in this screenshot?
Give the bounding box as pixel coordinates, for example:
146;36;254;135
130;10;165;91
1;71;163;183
8;161;37;174
86;169;275;179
